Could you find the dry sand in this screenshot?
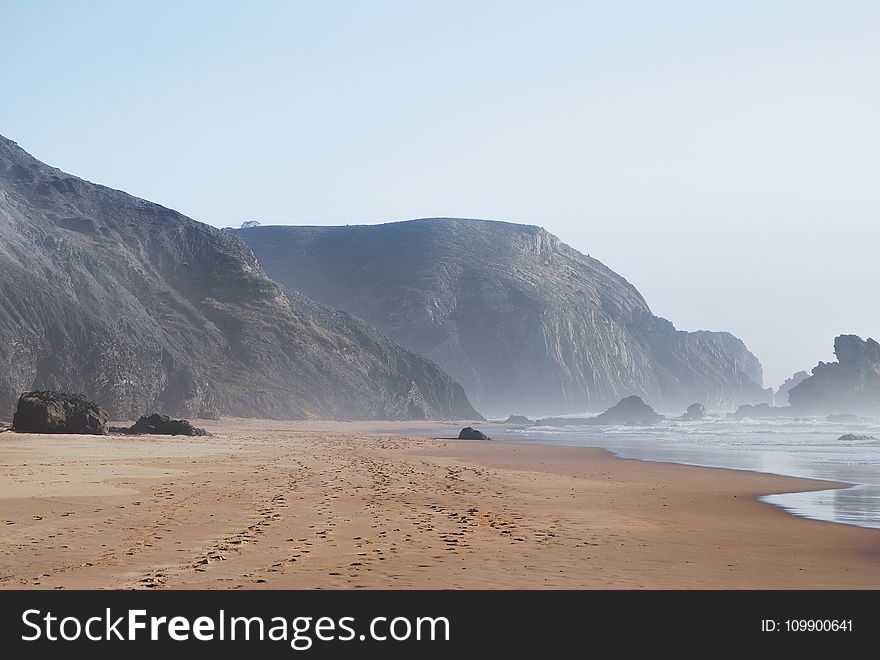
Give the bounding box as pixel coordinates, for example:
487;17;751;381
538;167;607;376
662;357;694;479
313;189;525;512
0;419;877;589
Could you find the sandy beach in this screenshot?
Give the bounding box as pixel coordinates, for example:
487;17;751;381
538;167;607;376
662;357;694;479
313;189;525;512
0;419;877;589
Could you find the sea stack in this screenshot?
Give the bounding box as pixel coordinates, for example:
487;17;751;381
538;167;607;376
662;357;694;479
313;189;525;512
789;336;880;415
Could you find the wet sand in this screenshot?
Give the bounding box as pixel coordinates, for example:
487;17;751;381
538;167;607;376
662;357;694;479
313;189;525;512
0;419;877;589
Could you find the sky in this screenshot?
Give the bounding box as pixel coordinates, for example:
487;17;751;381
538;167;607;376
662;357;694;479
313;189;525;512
1;1;878;388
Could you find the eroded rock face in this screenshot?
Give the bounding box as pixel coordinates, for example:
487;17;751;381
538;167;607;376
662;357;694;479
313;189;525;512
111;414;209;436
234;219;770;415
776;371;810;406
12;391;108;434
0;135;479;421
789;336;880;415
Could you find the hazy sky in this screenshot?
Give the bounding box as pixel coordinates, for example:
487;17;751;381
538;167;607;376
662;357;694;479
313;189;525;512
2;1;878;387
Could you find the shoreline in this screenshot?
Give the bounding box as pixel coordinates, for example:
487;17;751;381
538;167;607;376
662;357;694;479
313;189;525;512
414;419;879;532
556;442;864;529
434;435;867;530
1;418;878;589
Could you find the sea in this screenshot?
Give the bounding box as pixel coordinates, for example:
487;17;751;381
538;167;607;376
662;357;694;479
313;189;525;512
409;415;880;530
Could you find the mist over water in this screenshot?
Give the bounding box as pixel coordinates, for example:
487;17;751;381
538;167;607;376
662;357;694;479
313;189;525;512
410;417;880;530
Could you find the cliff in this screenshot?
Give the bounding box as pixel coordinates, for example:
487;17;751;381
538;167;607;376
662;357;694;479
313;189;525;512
0;136;478;420
235;219;769;414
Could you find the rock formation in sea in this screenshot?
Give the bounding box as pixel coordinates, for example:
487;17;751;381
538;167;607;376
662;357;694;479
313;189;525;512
775;370;810;406
788;335;880;415
0;135;478;421
536;395;663;426
588;395;664;425
503;415;531;425
836;434;877;442
679;403;706;421
728;403;794;419
234;219;771;415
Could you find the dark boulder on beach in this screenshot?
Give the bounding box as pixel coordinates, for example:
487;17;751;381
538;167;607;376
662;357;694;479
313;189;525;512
504;415;531;425
837;434;877;442
111;414;210;436
679;403;706;421
12;391;108;435
459;427;491;441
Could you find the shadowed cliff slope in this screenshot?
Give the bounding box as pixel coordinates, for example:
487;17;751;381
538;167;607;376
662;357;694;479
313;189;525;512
235;219;769;414
789;335;880;415
0;136;478;420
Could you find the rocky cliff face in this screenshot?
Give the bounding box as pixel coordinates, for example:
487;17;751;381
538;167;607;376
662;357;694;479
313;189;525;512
775;370;810;406
234;218;769;415
788;335;880;415
0;136;478;420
